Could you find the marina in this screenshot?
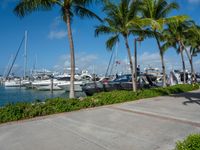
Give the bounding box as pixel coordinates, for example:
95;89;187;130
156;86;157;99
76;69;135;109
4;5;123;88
1;66;200;106
0;27;199;107
1;0;200;149
0;86;85;107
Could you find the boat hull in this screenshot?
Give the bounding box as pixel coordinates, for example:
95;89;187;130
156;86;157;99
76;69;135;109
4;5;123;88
58;81;83;92
4;81;21;87
35;85;62;91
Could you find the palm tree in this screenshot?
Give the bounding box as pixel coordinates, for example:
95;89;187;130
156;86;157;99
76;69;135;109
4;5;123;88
184;23;200;82
14;0;101;98
189;47;200;82
140;0;183;87
162;21;191;84
95;0;149;92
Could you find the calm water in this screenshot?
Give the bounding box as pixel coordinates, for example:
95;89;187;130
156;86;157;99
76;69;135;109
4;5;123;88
0;86;85;107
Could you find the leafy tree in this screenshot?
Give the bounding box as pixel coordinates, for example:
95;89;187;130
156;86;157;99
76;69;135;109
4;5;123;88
14;0;101;98
95;0;150;91
162;21;192;84
140;0;186;87
184;23;200;82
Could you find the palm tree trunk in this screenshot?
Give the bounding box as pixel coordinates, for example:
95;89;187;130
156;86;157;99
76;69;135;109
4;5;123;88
134;38;138;90
190;56;196;83
184;47;196;83
124;36;136;92
180;48;186;84
181;43;196;83
66;8;75;98
155;34;166;87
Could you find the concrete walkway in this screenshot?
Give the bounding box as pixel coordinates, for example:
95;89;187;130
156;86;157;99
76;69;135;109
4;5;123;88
0;90;200;150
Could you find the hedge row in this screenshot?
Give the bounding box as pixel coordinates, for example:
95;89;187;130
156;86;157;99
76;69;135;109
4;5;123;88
0;84;199;124
175;134;200;150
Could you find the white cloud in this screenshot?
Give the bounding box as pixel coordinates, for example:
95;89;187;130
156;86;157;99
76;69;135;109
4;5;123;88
135;52;191;73
48;17;69;40
53;51;200;75
53;53;107;74
48;30;67;40
139;52;160;64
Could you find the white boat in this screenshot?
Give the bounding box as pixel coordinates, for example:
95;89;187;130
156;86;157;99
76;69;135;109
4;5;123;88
57;81;83;92
31;79;64;91
80;70;93;80
32;79;54;87
35;84;62;91
21;80;31;86
4;79;21;87
144;67;163;83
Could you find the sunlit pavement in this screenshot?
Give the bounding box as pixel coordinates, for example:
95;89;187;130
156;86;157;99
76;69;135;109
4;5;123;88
0;90;200;150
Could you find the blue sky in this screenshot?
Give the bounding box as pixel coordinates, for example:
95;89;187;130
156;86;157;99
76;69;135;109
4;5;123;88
0;0;200;76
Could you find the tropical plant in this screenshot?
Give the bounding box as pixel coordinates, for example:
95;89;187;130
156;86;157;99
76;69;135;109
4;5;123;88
14;0;101;98
175;133;200;150
162;21;192;84
0;84;199;124
140;0;187;87
184;23;200;82
95;0;151;91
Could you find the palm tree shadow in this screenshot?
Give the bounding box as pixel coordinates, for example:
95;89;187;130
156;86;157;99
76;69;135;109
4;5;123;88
171;92;200;106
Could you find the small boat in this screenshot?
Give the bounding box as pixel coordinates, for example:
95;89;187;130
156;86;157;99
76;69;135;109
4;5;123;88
82;75;131;96
4;79;21;87
21;80;31;86
82;74;157;96
144;67;163;86
35;84;62;91
57;81;83;92
57;70;95;92
31;79;63;91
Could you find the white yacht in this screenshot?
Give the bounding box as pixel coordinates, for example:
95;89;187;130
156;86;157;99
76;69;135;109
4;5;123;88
144;67;163;83
57;70;93;92
31;79;64;91
57;81;83;92
4;79;21;87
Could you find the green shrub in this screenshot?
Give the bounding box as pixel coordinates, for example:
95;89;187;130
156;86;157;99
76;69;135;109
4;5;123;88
175;134;200;150
0;84;199;124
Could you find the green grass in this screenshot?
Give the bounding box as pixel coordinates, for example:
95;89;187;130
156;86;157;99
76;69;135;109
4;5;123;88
0;84;199;124
175;134;200;150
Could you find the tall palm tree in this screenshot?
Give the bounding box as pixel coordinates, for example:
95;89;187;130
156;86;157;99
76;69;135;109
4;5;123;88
184;23;200;82
162;21;192;84
95;0;149;92
189;47;200;82
14;0;101;98
140;0;182;87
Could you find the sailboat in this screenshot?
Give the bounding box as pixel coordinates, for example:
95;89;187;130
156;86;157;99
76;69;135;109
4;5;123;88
4;31;30;87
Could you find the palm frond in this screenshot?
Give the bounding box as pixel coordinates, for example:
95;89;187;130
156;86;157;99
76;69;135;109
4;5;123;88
157;1;179;18
130;28;155;39
14;0;60;17
73;4;102;21
95;25;115;37
106;35;119;50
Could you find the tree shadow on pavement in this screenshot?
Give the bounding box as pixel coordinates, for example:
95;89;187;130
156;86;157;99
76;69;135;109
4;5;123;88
171;92;200;106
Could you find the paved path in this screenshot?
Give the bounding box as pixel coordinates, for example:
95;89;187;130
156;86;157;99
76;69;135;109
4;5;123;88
0;90;200;150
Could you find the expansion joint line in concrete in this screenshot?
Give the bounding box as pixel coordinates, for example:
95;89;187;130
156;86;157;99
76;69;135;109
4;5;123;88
109;106;200;128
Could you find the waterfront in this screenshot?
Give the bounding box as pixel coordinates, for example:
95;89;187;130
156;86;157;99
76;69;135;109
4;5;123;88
0;86;85;107
1;89;200;150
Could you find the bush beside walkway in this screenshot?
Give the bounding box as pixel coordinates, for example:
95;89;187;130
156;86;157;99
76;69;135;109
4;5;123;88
0;84;199;124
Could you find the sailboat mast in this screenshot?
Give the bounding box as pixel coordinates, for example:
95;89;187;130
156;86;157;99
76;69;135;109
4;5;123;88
24;30;28;78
